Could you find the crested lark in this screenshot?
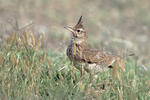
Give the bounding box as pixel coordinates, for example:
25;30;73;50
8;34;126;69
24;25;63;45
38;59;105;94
65;16;123;81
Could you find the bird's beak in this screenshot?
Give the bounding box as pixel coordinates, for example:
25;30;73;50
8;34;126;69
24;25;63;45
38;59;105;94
64;26;74;33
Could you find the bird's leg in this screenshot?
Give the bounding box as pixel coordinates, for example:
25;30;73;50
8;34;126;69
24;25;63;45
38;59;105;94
84;64;93;83
77;64;84;77
81;64;85;76
74;63;85;80
77;65;83;77
89;72;94;83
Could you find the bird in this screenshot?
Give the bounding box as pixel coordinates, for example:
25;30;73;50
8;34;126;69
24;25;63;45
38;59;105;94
65;16;124;81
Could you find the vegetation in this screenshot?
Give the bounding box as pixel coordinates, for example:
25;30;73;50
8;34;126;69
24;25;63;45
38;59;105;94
0;32;150;100
0;0;150;99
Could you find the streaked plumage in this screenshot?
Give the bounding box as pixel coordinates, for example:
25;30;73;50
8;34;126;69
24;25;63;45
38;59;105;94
65;16;120;77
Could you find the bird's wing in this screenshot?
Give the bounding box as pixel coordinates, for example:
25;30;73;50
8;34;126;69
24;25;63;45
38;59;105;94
80;49;117;66
80;49;105;63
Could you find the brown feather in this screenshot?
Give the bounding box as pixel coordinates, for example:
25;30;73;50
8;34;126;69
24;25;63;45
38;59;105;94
66;16;120;76
74;16;83;29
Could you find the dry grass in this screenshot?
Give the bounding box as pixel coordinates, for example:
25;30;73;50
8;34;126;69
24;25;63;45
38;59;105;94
0;32;149;100
0;0;150;99
0;0;150;65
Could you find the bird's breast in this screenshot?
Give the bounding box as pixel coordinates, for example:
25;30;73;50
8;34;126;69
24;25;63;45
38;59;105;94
67;43;84;62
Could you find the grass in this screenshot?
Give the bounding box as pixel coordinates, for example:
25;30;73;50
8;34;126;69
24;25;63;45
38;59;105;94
0;32;150;100
0;0;150;99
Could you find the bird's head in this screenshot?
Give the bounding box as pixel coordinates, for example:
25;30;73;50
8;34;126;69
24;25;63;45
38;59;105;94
65;16;87;43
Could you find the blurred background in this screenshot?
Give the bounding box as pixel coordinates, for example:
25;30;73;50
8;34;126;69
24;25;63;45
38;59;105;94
0;0;150;65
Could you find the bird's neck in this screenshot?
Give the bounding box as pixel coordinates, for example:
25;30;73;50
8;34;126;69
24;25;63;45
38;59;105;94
70;37;88;49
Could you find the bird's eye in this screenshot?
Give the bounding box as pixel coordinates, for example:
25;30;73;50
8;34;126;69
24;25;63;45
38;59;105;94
77;29;80;32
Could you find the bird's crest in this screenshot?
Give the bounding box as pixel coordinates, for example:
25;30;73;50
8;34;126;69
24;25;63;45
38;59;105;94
75;16;83;28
